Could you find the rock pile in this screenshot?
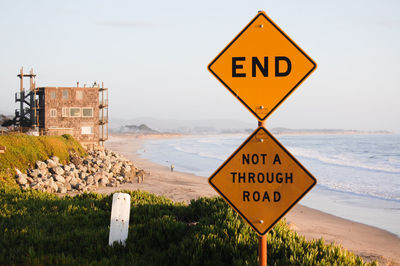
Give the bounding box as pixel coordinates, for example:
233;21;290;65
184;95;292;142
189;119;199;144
15;148;146;194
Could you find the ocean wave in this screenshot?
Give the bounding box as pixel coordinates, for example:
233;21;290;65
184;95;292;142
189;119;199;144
317;181;400;202
196;135;245;145
142;135;400;202
197;139;224;145
173;146;226;161
287;146;400;174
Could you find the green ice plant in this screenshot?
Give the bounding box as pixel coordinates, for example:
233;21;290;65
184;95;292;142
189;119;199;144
0;186;375;265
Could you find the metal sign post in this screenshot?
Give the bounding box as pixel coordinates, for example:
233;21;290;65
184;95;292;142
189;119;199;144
259;234;267;266
258;121;267;266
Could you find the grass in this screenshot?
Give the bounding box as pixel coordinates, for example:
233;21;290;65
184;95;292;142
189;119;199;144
0;134;86;187
0;186;376;265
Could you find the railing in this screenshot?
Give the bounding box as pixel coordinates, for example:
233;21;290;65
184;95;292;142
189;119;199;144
99;99;108;108
99;118;108;125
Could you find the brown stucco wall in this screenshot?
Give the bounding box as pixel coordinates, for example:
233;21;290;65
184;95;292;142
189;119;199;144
38;87;99;145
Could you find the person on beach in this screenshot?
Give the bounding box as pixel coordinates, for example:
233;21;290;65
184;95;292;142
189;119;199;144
170;164;174;172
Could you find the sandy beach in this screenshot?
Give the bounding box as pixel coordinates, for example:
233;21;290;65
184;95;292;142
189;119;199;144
99;134;400;265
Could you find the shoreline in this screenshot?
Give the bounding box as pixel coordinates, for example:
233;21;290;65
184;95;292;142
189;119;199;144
110;131;396;139
100;134;400;265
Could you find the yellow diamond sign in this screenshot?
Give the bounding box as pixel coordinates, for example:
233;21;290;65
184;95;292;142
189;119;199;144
208;12;317;121
208;127;316;235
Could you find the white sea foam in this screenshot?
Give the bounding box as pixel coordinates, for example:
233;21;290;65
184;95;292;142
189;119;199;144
173;146;226;161
286;146;400;174
318;180;400;201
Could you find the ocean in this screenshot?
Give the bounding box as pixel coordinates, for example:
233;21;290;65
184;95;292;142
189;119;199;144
138;133;400;236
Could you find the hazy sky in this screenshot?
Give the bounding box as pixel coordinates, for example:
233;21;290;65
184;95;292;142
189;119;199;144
1;0;399;132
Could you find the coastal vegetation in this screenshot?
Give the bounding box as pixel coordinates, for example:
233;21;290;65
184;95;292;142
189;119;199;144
0;134;376;264
0;134;86;187
0;186;375;265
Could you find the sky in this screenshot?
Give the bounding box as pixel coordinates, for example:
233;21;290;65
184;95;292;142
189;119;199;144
0;0;399;132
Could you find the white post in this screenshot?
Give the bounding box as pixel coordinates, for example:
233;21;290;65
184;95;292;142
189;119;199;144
108;193;131;246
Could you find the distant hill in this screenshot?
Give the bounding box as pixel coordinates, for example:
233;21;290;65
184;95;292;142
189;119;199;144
109;117;254;134
118;124;159;134
109;117;393;135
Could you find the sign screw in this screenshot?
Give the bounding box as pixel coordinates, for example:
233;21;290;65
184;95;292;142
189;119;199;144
259;220;264;224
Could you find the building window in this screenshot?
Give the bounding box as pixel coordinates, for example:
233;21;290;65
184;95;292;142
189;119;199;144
81;126;93;135
82;107;93;117
62;90;69;100
50;109;57;117
62;107;69;117
76;91;83;100
69;107;81;117
50;91;57;99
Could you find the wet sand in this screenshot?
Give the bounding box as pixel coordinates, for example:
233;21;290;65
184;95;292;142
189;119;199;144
98;134;400;265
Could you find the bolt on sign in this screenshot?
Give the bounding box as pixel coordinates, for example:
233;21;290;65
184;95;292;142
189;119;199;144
208;12;316;121
209;127;316;235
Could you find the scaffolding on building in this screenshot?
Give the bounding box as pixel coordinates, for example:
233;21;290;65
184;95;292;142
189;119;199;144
14;67;39;132
99;82;108;146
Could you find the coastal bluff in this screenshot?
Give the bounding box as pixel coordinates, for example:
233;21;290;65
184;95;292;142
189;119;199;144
0;134;145;193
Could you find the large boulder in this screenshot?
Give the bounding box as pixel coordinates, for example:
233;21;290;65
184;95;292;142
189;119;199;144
79;171;87;180
116;176;124;183
53;175;65;183
136;169;145;183
120;165;132;178
29;169;41;179
75;183;85;191
65;183;72;191
30;182;40;189
69;152;82;166
63;165;71;172
85;175;94;185
78;165;87;173
69;177;79;187
57;186;67;194
16;174;28;185
50;166;65;176
46;159;58;168
50;156;60;164
35;161;47;170
88;167;96;174
51;183;58;193
15;168;23;176
98;177;109;187
68;163;76;171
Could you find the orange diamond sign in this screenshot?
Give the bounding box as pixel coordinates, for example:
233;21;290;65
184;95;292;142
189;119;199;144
208;127;316;235
208;12;316;121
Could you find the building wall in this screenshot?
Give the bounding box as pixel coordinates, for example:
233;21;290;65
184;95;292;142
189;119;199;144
39;87;99;145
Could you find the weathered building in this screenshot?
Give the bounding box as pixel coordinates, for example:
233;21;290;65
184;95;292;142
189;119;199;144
13;68;108;147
